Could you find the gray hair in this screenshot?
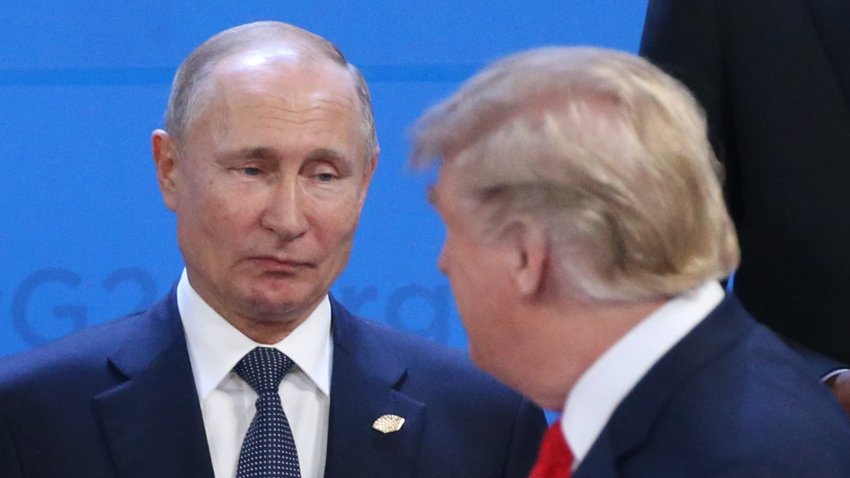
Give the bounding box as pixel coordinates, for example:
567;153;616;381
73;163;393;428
164;21;377;157
411;47;739;302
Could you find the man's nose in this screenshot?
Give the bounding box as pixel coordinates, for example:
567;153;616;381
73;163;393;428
437;241;449;274
260;178;309;240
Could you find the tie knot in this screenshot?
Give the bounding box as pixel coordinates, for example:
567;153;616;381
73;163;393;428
529;420;574;478
235;347;294;393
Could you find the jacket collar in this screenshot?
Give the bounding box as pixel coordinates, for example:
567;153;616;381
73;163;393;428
574;295;756;477
94;289;215;478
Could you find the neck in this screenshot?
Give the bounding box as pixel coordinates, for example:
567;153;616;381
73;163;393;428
519;297;666;411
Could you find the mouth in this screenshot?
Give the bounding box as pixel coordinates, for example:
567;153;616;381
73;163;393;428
248;256;314;274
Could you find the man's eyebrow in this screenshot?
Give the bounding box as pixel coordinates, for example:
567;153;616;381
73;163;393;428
305;148;348;164
231;147;278;160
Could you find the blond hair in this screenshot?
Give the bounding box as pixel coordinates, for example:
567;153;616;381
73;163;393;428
411;47;738;302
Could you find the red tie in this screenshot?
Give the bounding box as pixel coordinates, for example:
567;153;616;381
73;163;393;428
528;420;573;478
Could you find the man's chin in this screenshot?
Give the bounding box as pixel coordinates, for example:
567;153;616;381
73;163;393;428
238;292;320;323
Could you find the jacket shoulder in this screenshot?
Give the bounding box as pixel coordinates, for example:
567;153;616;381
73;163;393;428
627;323;850;476
0;290;177;399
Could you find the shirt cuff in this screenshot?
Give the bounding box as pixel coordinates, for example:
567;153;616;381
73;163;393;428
822;368;850;384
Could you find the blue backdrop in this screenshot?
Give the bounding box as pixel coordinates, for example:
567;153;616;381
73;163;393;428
0;1;648;356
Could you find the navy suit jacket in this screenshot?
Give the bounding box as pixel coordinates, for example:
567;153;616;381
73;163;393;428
640;0;850;365
0;290;546;478
574;296;850;478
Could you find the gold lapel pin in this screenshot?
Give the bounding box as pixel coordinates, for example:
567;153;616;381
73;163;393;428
372;414;405;434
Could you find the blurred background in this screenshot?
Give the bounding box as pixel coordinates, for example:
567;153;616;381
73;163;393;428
0;0;647;356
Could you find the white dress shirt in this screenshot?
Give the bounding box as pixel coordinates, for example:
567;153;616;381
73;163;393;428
561;281;725;470
177;270;333;478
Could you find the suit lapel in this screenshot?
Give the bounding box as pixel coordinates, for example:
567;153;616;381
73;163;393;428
93;291;215;478
324;298;424;478
576;296;756;476
572;430;620;478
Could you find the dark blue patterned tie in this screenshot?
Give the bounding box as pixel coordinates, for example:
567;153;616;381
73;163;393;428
235;347;301;478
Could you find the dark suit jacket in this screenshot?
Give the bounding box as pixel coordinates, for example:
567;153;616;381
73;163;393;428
640;0;850;365
0;290;546;478
574;296;850;478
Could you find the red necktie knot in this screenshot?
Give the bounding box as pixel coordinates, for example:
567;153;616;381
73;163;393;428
528;420;573;478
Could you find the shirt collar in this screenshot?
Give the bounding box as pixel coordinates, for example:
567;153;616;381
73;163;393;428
177;269;333;401
562;281;724;468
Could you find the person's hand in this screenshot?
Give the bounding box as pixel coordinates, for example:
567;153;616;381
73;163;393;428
825;370;850;417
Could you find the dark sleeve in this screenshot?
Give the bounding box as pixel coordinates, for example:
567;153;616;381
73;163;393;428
788;342;848;379
639;0;741;219
0;415;23;478
501;398;547;478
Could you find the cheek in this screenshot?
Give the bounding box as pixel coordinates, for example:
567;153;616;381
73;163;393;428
450;252;508;319
318;213;360;256
184;179;261;239
306;189;364;237
445;242;477;283
306;179;366;207
203;193;240;227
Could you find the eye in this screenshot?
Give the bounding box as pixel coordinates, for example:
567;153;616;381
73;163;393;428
302;158;343;183
239;167;262;177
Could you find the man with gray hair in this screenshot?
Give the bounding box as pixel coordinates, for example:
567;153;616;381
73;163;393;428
412;46;850;477
0;21;546;478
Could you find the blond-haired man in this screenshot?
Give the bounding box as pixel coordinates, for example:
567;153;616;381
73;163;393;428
412;47;850;477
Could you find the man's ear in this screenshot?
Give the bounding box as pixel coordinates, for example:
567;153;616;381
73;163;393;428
505;217;550;298
152;129;180;211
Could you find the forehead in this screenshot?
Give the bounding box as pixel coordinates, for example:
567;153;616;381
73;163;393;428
176;52;374;166
191;51;362;141
430;163;471;217
232;54;352;105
